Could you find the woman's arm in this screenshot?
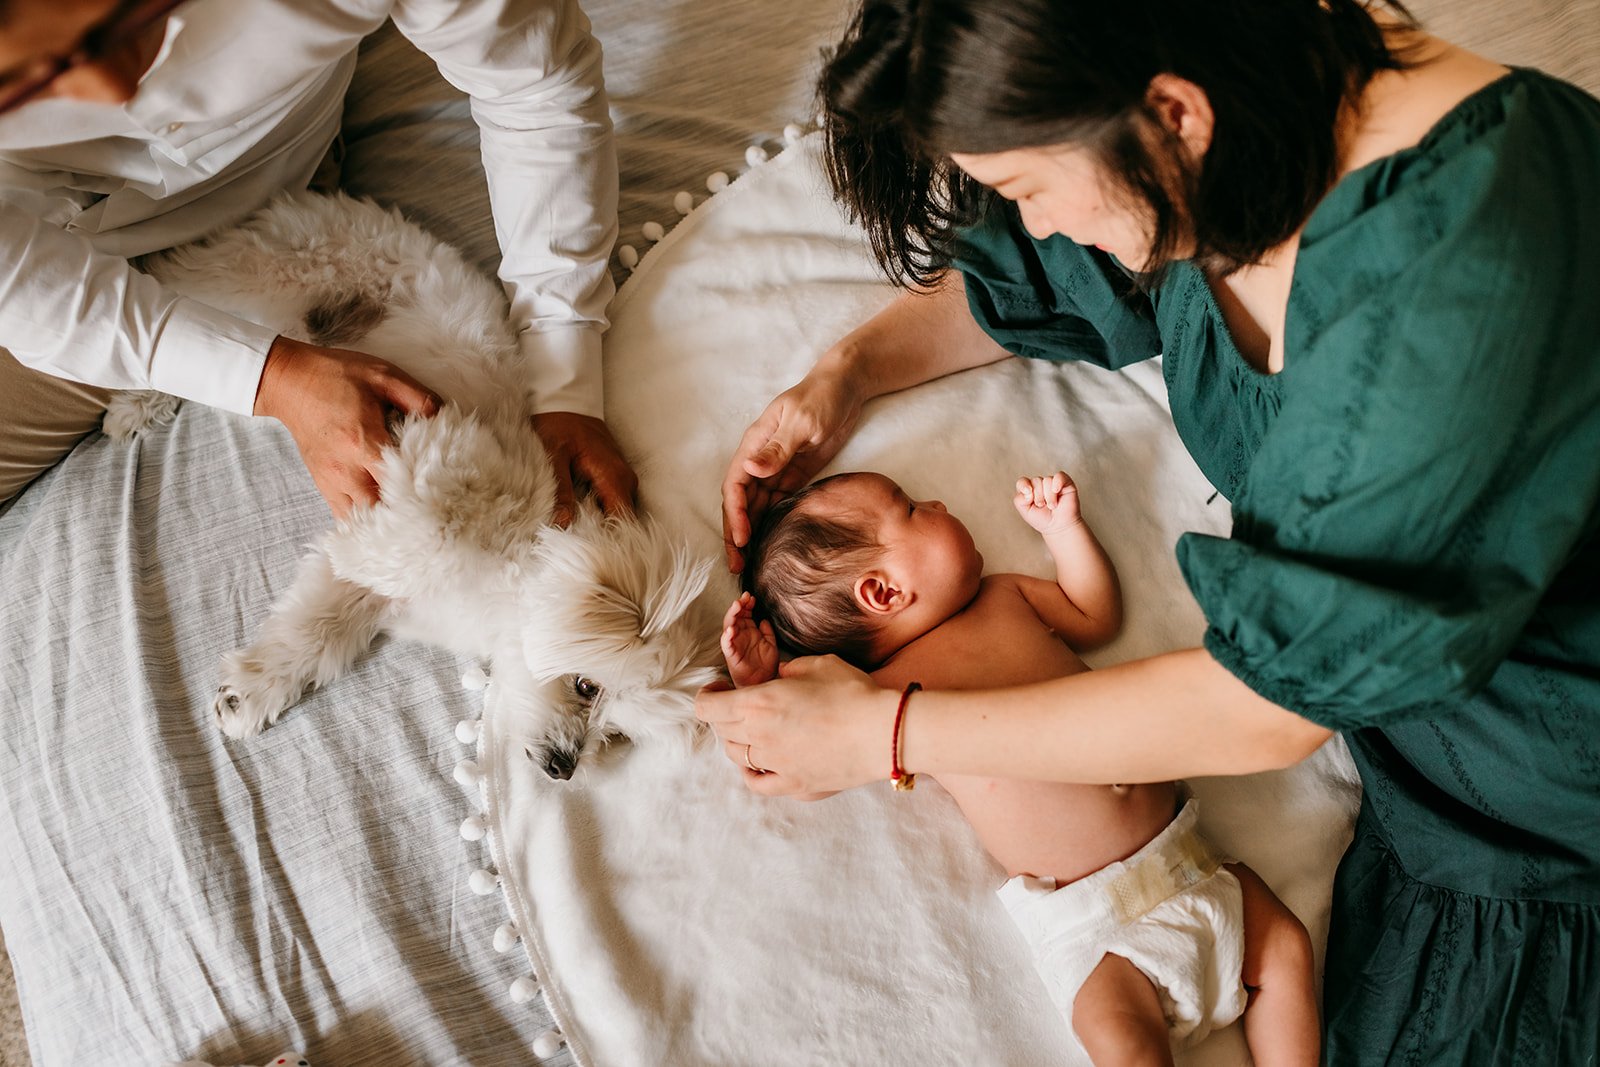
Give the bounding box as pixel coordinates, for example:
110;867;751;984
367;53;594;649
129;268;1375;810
721;272;1011;570
695;648;1333;795
823;270;1012;399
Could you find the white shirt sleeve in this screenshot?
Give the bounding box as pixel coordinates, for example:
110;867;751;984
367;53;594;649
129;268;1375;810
0;204;277;414
393;0;618;419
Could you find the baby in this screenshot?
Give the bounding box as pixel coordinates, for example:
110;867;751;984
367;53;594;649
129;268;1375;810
723;470;1318;1066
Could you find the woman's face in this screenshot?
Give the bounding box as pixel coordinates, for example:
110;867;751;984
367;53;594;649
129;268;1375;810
951;146;1168;270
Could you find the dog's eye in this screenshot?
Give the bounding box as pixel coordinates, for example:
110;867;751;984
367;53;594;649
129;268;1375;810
573;677;601;701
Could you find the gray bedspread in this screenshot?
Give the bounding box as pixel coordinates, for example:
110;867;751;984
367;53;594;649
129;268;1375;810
0;411;548;1066
1;1;1594;1064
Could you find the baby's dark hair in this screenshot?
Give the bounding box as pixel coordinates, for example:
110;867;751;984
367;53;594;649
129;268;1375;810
741;475;884;667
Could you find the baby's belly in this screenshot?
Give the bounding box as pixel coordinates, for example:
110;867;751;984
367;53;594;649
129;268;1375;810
940;776;1180;884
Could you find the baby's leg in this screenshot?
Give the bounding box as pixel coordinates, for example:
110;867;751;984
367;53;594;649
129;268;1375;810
1229;863;1319;1067
1072;953;1175;1067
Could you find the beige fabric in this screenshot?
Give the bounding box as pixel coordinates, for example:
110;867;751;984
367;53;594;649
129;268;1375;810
1410;0;1600;96
0;351;113;505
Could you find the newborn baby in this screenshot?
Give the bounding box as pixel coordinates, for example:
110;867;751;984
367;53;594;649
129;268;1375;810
724;470;1317;1066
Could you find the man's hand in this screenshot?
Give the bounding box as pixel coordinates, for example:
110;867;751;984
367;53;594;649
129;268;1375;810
253;336;441;518
531;410;638;526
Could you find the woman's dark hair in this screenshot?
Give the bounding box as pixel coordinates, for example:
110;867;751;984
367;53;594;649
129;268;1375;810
820;0;1416;286
741;476;883;668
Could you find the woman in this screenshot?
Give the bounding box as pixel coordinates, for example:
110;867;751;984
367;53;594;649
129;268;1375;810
698;0;1600;1061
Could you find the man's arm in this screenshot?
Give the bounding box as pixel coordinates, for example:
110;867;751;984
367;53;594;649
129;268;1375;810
0;205;440;517
394;0;635;520
0;204;275;412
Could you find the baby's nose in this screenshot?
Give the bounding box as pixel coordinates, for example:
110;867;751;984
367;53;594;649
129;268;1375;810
927;500;947;512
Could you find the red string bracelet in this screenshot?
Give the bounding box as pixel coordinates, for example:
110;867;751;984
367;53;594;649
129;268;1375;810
890;681;922;792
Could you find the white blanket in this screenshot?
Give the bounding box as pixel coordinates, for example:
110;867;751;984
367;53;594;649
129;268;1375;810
478;136;1362;1066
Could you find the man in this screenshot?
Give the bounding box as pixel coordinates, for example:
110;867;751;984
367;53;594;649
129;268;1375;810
0;0;637;521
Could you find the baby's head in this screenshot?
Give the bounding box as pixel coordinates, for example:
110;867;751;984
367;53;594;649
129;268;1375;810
743;472;983;667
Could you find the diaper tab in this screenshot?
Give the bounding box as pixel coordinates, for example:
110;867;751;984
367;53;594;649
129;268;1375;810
1105;802;1223;926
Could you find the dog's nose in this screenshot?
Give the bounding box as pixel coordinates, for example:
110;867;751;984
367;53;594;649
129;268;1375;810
543;749;578;780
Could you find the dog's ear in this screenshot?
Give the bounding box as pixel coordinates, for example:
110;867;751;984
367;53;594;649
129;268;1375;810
639;545;714;639
518;513;715;675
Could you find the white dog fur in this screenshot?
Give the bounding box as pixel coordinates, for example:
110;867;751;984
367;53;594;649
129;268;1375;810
108;192;721;778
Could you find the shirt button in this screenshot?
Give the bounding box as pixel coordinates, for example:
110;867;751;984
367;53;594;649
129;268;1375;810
166;121;183;133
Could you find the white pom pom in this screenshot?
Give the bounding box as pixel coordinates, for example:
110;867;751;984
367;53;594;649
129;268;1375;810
532;1029;565;1057
493;921;520;953
641;220;666;242
510;975;540;1004
461;666;489;691
705;171;730;193
455;718;481;745
783;123;803;144
616;243;639;269
468;868;499;896
459;814;486;842
453;758;481;788
744;144;770;167
673;190;694;215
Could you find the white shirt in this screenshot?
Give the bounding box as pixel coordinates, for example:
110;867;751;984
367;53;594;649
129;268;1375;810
0;0;617;418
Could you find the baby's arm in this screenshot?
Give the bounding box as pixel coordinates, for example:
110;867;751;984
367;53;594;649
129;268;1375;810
721;593;840;801
1012;472;1123;649
721;592;780;687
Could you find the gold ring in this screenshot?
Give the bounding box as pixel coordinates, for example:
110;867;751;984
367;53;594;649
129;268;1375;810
744;744;767;775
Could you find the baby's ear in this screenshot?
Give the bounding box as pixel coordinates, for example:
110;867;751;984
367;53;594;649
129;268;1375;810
854;572;904;616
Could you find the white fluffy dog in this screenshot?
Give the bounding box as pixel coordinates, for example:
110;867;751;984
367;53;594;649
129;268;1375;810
110;192;721;778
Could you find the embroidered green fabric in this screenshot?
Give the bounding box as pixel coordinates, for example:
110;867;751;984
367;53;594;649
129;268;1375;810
955;68;1600;1064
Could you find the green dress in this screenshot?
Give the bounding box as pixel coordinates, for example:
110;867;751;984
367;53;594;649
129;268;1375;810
955;69;1600;1064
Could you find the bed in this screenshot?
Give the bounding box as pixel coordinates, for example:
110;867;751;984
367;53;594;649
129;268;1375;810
1;2;1594;1065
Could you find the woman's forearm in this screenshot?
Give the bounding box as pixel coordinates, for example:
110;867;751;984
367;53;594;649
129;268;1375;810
820;271;1010;401
896;648;1333;784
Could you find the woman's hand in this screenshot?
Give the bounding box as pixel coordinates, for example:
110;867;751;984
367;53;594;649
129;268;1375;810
719;277;1011;572
254;335;440;518
721;360;864;572
696;654;898;796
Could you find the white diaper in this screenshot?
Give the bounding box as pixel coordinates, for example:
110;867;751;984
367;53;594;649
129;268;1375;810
997;798;1247;1054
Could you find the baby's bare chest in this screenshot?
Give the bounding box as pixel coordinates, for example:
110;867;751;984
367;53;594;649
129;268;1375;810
881;580;1087;692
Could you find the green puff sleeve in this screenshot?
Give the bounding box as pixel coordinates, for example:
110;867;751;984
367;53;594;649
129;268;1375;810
953;197;1163;369
1178;75;1600;732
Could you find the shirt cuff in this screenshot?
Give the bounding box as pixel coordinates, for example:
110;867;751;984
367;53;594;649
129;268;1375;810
147;297;278;416
522;325;604;419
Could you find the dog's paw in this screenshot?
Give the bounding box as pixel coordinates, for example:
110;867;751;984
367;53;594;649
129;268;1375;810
212;685;273;739
102;390;181;440
212;653;304;738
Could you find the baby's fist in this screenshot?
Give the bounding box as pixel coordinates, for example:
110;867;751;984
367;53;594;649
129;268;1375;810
1014;471;1081;533
721;592;780;687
